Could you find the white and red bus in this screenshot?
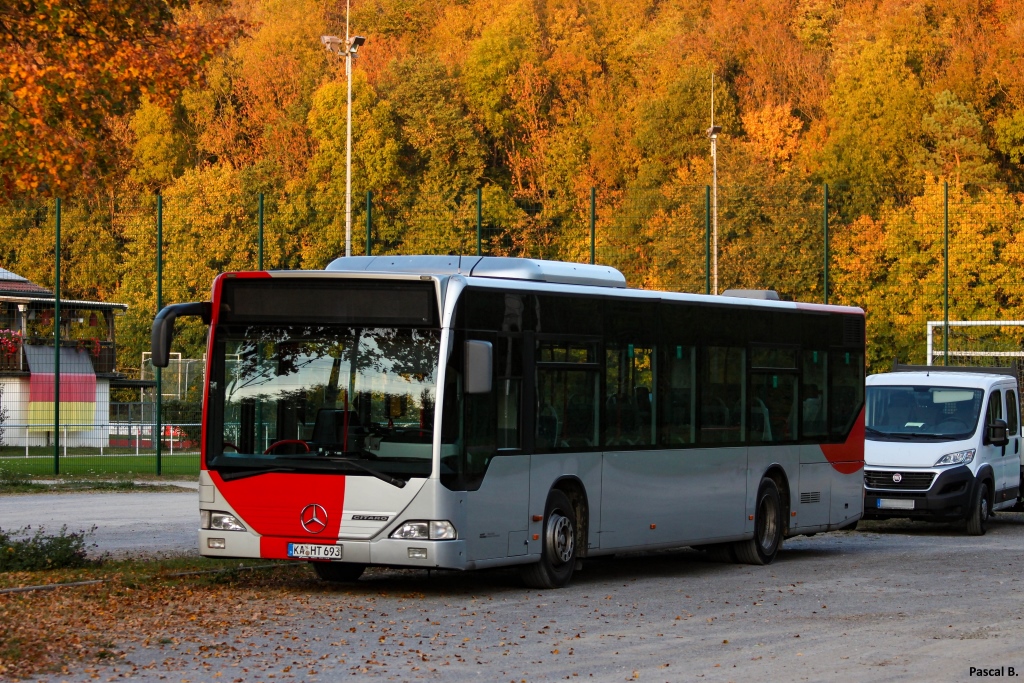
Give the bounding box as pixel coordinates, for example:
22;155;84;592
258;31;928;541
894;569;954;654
152;256;865;588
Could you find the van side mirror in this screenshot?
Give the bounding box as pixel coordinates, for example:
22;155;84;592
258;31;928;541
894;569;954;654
987;419;1009;447
151;302;211;368
464;340;492;394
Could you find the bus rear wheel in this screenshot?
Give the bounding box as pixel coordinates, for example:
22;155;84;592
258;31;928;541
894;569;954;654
734;477;783;566
312;562;365;582
521;490;578;589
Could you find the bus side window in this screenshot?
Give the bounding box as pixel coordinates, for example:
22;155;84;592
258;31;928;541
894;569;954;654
802;350;828;437
659;345;695;446
536;339;599;452
604;343;655;447
829;350;864;438
700;347;745;444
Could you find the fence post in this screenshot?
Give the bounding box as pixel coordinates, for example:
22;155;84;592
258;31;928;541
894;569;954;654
156;194;163;476
944;181;949;366
54;197;61;476
477;188;483;257
823;183;829;305
258;192;264;270
705;186;711;296
589;188;596;265
366;191;373;256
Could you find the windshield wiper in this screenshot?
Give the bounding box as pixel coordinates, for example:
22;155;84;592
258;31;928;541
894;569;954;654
321;453;407;488
220;466;298;482
216;456;407;488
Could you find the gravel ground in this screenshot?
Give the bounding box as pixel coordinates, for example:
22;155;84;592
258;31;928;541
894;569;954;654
0;488;198;557
40;510;1024;682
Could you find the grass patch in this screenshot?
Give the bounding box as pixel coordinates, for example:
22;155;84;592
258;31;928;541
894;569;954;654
0;468;194;494
0;453;200;477
0;556;310;679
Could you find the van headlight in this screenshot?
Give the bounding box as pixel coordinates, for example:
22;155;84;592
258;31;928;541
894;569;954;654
934;449;975;466
201;510;247;531
390;520;457;540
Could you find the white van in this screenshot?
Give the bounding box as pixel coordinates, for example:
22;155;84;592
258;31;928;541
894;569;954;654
863;365;1022;535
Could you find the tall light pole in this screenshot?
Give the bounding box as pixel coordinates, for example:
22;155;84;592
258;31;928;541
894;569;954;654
706;73;721;295
322;15;365;258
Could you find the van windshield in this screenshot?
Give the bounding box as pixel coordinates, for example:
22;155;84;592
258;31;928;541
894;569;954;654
865;385;983;441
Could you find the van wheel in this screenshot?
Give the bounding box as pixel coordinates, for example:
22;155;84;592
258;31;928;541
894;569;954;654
966;481;990;536
312;562;365;582
521;490;578;589
734;477;784;565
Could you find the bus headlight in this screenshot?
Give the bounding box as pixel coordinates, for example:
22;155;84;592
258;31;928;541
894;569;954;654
390;520;457;540
934;449;975;466
202;511;247;532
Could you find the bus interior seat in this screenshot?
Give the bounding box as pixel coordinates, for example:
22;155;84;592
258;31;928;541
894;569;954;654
607;394;640;444
701;396;729;427
634;387;652;424
537;404;560;449
750;398;772;442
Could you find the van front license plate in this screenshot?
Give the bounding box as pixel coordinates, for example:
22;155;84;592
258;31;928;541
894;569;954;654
287;543;342;559
877;498;915;510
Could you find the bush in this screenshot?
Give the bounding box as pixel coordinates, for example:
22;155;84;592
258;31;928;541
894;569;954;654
0;525;96;571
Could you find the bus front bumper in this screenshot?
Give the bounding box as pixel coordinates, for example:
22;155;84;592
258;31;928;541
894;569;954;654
199;529;468;569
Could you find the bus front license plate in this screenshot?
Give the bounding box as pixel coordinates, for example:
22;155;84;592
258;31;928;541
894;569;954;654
877;498;915;510
288;543;342;559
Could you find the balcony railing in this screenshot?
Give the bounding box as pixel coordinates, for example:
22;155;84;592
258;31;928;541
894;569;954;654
0;338;118;375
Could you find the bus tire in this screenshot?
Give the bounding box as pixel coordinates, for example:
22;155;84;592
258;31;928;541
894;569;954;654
734;477;783;566
312;562;365;582
521;490;578;589
966;481;989;536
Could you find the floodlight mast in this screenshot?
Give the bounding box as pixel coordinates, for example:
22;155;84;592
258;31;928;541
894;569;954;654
706;72;721;295
320;1;366;259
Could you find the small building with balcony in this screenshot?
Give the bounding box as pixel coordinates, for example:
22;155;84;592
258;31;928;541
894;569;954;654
0;267;127;448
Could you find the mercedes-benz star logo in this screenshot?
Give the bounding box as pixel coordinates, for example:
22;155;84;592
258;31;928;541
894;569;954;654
892;473;903;483
300;503;328;534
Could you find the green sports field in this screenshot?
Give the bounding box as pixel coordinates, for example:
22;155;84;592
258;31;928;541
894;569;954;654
0;448;200;477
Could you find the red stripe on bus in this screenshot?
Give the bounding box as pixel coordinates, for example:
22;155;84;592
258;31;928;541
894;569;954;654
209;471;345;543
820;407;865;474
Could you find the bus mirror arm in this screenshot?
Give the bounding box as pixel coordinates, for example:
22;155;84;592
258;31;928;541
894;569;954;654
464;340;493;394
151;302;212;368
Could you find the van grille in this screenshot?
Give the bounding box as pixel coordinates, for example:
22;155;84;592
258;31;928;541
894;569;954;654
864;470;935;491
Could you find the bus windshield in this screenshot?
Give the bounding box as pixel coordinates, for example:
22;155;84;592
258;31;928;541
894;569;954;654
865;385;982;441
208;324;441;481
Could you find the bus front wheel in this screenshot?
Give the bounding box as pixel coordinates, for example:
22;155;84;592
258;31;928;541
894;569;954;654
521;490;578;589
734;477;783;565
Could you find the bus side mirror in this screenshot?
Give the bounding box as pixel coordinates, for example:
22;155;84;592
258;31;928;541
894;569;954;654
987;419;1009;447
464;340;492;394
151;302;211;368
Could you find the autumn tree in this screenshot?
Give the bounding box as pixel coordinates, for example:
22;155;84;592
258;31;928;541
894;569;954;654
0;0;244;199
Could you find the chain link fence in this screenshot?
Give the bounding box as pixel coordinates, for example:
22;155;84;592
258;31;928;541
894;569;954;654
1;181;1023;475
